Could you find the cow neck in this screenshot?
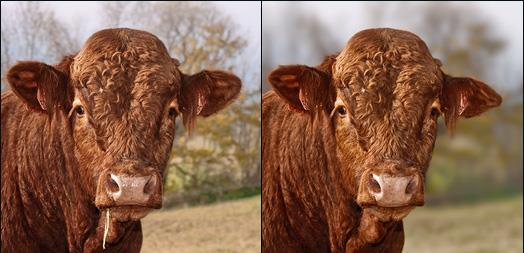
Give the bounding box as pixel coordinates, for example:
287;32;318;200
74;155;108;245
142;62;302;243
308;110;357;252
8;108;97;251
50;110;98;251
279;110;357;252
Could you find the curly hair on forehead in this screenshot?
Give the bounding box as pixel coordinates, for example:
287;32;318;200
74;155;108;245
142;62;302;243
68;29;180;129
334;29;438;82
72;29;178;89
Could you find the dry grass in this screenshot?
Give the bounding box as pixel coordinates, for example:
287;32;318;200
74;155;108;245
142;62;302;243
140;195;522;253
403;195;523;253
141;195;261;253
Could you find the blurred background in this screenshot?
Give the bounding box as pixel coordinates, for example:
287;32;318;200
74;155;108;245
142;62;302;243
263;2;522;253
1;2;260;253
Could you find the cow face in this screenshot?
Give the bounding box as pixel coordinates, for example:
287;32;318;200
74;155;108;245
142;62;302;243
6;28;241;222
268;28;501;222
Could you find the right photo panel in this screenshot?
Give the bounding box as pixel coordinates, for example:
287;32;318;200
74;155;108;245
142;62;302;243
262;2;523;253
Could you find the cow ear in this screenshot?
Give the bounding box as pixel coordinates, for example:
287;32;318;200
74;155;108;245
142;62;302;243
179;70;241;132
440;74;502;130
6;58;72;113
268;63;333;111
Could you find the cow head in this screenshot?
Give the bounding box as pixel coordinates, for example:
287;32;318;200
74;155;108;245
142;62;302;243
268;28;501;222
6;28;241;222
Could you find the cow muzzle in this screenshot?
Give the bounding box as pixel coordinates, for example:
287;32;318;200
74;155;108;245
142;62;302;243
356;163;424;221
95;167;163;211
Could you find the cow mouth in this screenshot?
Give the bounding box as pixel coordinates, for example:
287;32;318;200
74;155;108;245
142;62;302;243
363;205;415;222
104;206;153;222
98;206;153;248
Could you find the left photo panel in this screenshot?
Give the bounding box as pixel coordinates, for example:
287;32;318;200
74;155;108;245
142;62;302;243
1;1;261;253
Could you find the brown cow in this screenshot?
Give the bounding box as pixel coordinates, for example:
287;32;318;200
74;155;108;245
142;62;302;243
262;28;502;253
1;28;241;253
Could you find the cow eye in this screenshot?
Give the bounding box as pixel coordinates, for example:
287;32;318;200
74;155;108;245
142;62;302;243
429;100;441;118
75;106;85;116
337;106;347;116
168;107;178;117
430;107;441;118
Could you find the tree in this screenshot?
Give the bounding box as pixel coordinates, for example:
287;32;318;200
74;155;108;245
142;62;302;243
1;2;78;91
166;89;261;194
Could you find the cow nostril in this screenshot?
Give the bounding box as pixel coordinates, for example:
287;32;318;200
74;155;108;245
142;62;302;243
405;177;417;194
368;174;381;194
106;174;120;193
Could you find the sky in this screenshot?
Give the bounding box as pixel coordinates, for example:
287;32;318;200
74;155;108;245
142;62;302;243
262;1;523;91
41;2;261;50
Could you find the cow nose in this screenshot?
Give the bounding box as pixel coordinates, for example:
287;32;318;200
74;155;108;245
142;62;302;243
367;173;421;207
105;173;160;206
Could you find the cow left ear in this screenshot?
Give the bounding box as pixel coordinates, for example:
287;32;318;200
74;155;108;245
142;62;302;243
440;74;502;130
268;55;336;111
179;70;241;132
6;56;74;113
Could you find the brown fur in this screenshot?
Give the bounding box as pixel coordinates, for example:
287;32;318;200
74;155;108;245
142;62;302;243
2;28;241;253
262;28;501;252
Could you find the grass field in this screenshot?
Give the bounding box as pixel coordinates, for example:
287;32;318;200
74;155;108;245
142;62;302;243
141;195;261;253
403;195;523;253
141;195;522;253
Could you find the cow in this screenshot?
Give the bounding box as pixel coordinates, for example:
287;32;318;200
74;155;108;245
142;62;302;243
262;28;502;253
1;28;241;253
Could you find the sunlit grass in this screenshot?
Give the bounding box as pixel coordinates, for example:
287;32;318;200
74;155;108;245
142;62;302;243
404;195;523;253
141;195;261;253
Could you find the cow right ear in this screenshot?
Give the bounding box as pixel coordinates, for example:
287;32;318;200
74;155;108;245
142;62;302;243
6;59;72;112
268;64;332;111
440;74;502;130
179;69;242;133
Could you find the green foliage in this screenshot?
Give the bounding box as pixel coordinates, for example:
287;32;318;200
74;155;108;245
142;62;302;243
164;89;261;205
